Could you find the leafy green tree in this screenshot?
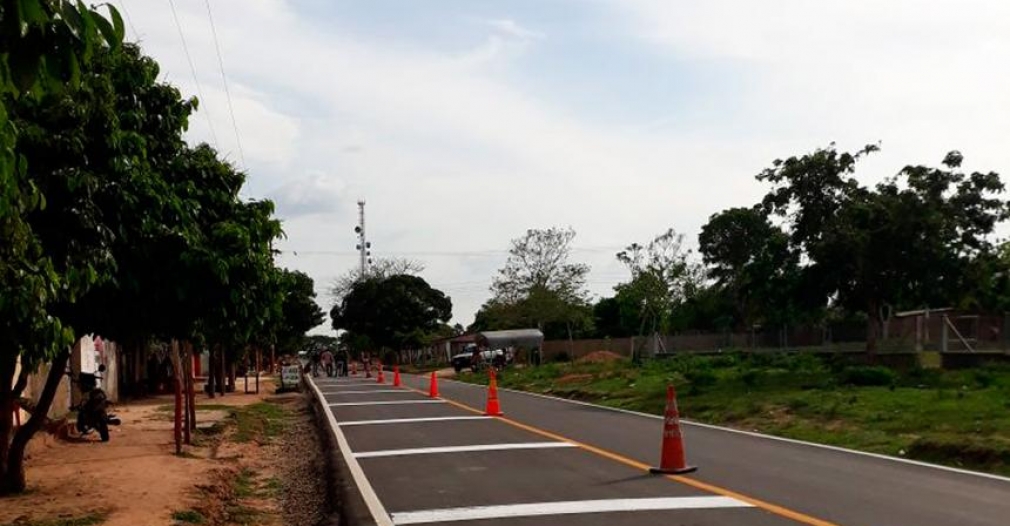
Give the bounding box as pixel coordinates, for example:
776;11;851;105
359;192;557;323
331;274;452;354
698;207;811;327
615;228;701;336
275;270;325;354
488;227;591;334
758;145;1008;353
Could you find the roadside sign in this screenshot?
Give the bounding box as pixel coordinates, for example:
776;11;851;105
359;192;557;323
281;365;301;389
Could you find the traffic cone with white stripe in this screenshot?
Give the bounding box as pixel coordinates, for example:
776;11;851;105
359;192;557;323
428;371;439;398
377;363;385;383
393;365;402;387
484;368;503;416
650;385;697;474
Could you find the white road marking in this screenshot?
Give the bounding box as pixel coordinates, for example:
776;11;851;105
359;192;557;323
355;442;575;459
328;400;444;407
339;416;492;426
306;376;393;526
421;374;1010;484
391;496;752;524
321;390;407;395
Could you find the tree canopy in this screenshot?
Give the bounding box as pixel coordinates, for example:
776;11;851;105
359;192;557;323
0;31;320;493
331;274;452;353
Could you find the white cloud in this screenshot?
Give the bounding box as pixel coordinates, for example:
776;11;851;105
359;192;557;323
122;0;1010;328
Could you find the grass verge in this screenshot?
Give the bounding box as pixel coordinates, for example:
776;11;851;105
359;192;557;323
458;353;1010;476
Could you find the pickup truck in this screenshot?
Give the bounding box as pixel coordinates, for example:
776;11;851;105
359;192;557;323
451;349;509;373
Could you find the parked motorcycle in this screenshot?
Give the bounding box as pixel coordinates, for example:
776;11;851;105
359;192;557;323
69;364;121;442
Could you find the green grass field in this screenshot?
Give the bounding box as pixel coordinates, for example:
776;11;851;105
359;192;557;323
458;353;1010;475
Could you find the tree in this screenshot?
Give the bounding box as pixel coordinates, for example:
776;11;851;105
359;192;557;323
698;207;810;327
331;274;452;353
275;270;325;354
329;257;424;305
0;25;132;493
758;145;1008;353
489;227;591;333
615;229;701;336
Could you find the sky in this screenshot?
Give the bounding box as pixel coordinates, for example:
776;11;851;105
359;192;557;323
120;0;1010;333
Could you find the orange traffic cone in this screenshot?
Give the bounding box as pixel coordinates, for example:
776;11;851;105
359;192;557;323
393;365;402;387
484;368;503;416
428;371;439;398
649;385;697;475
377;363;385;384
351;362;357;376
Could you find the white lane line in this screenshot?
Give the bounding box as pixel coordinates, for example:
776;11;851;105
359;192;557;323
355;442;575;459
340;416;492;426
321;390;407;394
306;376;393;526
391;496;752;524
421;375;1010;484
328;400;445;407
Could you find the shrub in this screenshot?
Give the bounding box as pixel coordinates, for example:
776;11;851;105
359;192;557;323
840;366;897;387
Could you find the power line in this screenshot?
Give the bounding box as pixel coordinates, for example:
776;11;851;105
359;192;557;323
166;0;219;147
203;0;246;169
116;0;140;42
281;245;626;258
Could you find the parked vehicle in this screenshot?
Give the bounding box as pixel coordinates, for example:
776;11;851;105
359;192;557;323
451;346;512;373
69;364;121;442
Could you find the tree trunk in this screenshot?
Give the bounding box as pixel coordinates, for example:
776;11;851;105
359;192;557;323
866;299;880;360
0;351;19;495
186;342;196;433
1;350;70;494
206;347;216;395
226;353;236;393
170;341;182;454
217;349;226;396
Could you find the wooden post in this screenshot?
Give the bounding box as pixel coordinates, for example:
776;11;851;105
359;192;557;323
255;348;261;394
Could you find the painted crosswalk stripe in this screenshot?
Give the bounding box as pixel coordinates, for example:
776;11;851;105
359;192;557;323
391;496;752;524
321;390;406;395
328;400;444;407
354;442;575;459
339;416;492;427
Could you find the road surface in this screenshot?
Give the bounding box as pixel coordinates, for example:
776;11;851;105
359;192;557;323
309;373;1010;526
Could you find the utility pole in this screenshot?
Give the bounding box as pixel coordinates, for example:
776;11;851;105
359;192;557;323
355;200;371;278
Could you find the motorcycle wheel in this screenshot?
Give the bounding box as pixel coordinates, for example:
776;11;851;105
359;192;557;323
97;420;110;442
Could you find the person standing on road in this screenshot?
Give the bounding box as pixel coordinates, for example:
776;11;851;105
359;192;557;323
320;348;335;377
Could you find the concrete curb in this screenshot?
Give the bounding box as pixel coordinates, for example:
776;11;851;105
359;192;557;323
305;374;393;526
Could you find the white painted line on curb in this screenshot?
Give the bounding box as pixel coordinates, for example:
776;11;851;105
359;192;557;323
306;375;393;526
328;400;445;407
339;416;492;427
391;496;751;524
355;442;576;459
421;374;1010;484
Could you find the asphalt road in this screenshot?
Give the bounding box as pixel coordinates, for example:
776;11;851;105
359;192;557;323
310;373;1010;526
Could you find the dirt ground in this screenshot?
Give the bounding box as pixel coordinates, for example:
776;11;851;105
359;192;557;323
1;377;331;526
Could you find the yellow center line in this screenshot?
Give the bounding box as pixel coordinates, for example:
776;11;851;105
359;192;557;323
404;383;843;526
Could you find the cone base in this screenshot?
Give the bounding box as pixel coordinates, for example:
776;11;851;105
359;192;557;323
484;411;504;416
649;465;697;475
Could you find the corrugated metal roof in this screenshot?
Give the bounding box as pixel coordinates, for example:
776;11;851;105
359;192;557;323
478;329;544;348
